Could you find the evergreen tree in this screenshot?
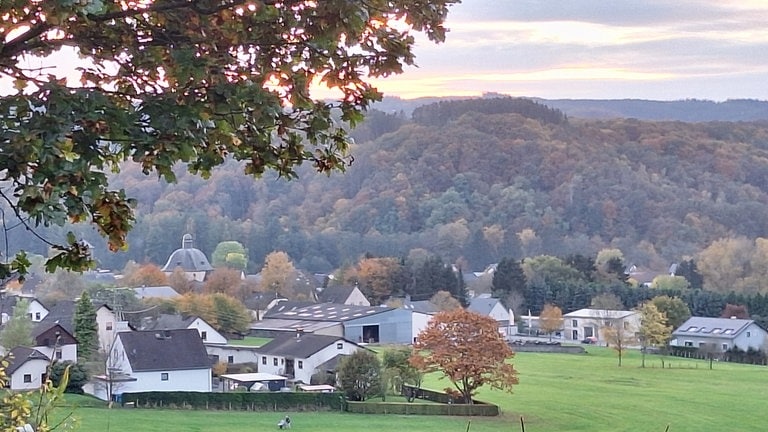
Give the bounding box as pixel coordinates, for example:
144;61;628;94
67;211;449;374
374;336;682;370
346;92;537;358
491;258;527;304
675;259;704;290
74;292;98;361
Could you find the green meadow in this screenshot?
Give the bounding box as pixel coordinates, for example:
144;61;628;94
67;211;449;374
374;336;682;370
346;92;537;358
60;347;768;432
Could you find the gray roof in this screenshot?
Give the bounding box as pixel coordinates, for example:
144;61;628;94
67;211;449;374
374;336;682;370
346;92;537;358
264;302;392;322
468;296;502;316
316;286;356;303
257;333;354;358
250;318;341;333
133;286;181;299
38;300;76;334
161;234;213;273
140;314;196;331
5;346;49;375
673;316;757;339
403;300;439;314
117;329;210;372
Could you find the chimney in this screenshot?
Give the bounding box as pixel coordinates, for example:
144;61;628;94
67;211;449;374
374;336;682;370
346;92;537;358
730;316;737;319
295;328;304;341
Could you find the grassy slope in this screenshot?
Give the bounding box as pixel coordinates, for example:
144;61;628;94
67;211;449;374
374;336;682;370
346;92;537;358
64;348;768;432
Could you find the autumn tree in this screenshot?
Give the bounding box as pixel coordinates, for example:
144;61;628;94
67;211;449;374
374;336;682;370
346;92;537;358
0;0;459;278
637;302;671;368
430;290;462;312
74;291;98;362
175;292;250;335
120;263;168;287
650;275;690;291
410;309;518;404
338;350;381;402
539;304;564;341
356;257;404;305
258;251;298;299
204;267;245;297
167;267;197;295
601;315;638;367
0;299;33;349
721;303;750;319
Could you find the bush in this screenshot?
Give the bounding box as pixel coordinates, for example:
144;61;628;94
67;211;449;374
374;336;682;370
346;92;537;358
121;391;346;411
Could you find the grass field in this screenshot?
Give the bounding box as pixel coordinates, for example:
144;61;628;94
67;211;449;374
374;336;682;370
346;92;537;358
226;336;272;347
59;347;768;432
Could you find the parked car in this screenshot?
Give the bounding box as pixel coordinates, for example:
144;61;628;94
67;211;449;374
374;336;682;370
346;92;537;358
581;336;598;344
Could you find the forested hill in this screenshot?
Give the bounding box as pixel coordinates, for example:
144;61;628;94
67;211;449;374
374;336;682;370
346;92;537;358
24;98;768;278
373;95;768;122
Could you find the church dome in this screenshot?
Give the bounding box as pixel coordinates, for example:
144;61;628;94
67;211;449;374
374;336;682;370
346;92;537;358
161;234;214;272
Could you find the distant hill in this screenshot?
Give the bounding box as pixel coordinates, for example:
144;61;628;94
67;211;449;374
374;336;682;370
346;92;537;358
373;95;768;122
8;97;768;275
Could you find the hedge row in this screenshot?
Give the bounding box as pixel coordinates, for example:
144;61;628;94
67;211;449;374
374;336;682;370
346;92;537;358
120;391;346;411
347;401;499;416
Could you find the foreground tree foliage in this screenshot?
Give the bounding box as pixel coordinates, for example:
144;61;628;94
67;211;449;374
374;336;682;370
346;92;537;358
0;0;459;276
410;308;518;404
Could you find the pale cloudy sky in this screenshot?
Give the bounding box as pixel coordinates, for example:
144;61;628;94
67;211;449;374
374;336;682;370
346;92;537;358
370;0;768;101
4;1;767;102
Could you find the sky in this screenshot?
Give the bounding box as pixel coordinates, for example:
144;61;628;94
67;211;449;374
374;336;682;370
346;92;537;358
3;1;768;102
365;0;768;101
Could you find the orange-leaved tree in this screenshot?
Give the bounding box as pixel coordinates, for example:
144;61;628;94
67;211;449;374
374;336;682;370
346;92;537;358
539;304;564;341
410;309;518;404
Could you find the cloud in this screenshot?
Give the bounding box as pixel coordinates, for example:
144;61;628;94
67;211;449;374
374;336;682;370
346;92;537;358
382;0;768;100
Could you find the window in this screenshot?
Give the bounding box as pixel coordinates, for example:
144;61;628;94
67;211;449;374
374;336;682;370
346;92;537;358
262;356;267;365
227;356;234;364
106;322;113;331
572;320;578;327
623;321;629;330
298;361;303;369
747;331;751;337
281;358;284;365
684;341;693;347
273;358;278;366
161;373;169;381
722;343;728;351
23;374;32;383
35;312;41;320
55;349;62;360
337;342;343;349
201;331;207;341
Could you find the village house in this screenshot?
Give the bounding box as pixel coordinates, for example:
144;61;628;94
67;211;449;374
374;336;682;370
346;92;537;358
94;329;212;400
670;316;768;353
255;332;367;384
562;308;640;343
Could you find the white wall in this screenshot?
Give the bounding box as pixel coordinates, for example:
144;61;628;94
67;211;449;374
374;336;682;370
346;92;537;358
411;312;432;343
488;303;509;322
10;359;49;390
206;345;260;365
190;318;227;345
27;301;49;322
118;368;212;394
35;343;77;363
732;323;768;351
256;339;362;384
346;289;371;306
96;307;118;353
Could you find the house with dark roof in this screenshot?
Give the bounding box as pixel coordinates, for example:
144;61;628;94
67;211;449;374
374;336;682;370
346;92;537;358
37;300;76;334
32;322;78;363
3;346;50;390
315;285;370;306
161;234;214;282
141;314;226;345
255;332;366;384
670;316;768;353
98;329;212;399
